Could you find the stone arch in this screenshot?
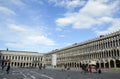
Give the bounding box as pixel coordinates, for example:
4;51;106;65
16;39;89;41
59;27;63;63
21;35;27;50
15;62;16;67
116;39;118;46
119;39;120;45
117;49;120;56
110;41;113;47
96;61;100;68
102;52;104;58
26;63;28;67
74;62;77;68
23;63;25;67
104;51;106;58
11;62;14;66
100;60;104;68
29;63;31;67
35;63;37;67
106;51;109;57
111;50;114;57
79;62;82;67
109;50;111;57
110;60;114;68
114;49;117;56
18;62;19;67
72;62;74;67
77;63;79;68
105;60;109;68
20;63;23;67
66;63;68;67
113;40;115;47
38;63;40;66
69;62;72;67
116;59;120;68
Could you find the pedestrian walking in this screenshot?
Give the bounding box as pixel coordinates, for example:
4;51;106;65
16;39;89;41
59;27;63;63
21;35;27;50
6;63;10;74
89;65;92;73
39;64;42;70
98;68;101;74
2;65;5;71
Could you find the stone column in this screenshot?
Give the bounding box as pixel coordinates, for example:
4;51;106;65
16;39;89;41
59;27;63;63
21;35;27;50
99;62;101;68
114;60;116;68
103;62;106;68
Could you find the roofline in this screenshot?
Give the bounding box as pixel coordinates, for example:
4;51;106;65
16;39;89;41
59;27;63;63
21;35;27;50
0;50;42;54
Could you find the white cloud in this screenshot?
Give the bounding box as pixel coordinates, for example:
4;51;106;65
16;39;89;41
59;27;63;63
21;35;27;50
8;24;27;32
0;24;55;52
0;6;16;16
9;0;26;6
49;0;86;9
95;19;120;35
56;0;120;32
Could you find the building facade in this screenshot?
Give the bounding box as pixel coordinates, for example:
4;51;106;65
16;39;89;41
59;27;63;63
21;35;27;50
0;31;120;69
0;50;43;68
44;31;120;69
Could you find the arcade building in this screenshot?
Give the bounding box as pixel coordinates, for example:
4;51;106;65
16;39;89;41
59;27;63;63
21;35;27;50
0;30;120;69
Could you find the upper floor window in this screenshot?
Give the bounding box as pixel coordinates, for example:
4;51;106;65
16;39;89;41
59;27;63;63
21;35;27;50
6;56;8;59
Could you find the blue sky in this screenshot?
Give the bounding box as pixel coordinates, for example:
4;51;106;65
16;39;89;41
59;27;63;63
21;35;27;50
0;0;120;53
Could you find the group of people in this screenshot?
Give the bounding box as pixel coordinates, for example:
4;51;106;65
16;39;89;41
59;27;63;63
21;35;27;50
81;64;101;74
1;63;11;74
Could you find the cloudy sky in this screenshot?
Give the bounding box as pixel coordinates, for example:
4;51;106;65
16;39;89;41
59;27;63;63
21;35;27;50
0;0;120;53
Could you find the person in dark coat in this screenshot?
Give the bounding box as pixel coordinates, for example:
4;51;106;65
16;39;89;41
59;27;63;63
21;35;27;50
98;68;102;74
6;64;10;74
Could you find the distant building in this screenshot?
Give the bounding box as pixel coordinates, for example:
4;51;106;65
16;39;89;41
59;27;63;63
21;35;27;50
0;50;43;68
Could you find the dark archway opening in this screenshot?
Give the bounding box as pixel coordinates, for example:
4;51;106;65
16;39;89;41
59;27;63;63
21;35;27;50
96;63;99;68
110;60;114;68
116;60;120;68
105;62;109;68
101;63;104;68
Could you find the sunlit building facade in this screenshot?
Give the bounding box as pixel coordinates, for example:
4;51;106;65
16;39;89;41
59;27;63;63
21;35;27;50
44;31;120;69
0;31;120;69
0;50;43;68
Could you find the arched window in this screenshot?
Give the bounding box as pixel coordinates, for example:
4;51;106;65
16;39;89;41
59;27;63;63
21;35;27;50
119;39;120;45
113;40;115;47
41;58;42;61
109;51;111;57
21;56;23;60
111;50;114;57
15;56;17;60
18;56;20;60
114;50;117;56
30;57;31;61
2;56;4;59
106;51;109;57
110;41;113;47
116;40;118;46
9;56;11;60
6;56;8;59
117;50;120;56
